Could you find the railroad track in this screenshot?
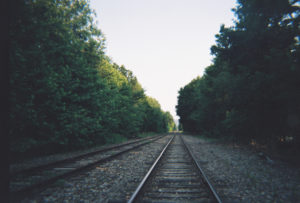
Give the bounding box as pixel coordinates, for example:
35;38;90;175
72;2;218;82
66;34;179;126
10;134;165;202
128;134;222;203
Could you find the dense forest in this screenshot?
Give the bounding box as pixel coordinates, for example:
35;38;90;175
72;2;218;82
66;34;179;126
177;0;300;152
9;0;175;158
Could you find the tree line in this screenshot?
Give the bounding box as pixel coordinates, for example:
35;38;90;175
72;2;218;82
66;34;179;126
177;0;300;150
9;0;175;158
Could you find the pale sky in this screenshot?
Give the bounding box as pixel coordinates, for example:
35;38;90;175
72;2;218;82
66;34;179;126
89;0;237;121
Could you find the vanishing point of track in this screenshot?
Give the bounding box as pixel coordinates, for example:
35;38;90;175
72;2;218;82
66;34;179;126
128;134;222;203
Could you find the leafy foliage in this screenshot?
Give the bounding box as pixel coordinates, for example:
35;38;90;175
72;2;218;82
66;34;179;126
9;0;174;158
177;0;300;149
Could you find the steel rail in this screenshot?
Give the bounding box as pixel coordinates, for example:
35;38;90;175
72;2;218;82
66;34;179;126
180;135;222;203
10;134;164;176
10;135;166;202
128;135;175;203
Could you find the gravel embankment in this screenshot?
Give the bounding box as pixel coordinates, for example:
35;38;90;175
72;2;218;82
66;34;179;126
20;135;172;203
10;136;158;174
183;135;300;202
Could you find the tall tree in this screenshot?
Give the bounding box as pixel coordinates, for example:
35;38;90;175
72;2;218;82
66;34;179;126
177;0;300;147
10;0;107;154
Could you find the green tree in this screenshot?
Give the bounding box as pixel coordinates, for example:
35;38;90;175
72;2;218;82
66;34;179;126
9;0;177;159
10;0;108;155
163;112;176;132
177;0;300;148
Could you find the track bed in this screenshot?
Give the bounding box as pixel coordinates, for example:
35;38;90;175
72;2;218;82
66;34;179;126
129;135;220;202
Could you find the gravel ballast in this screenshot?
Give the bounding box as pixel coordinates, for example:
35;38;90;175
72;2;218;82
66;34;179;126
20;135;173;203
10;136;159;174
15;134;300;202
182;134;300;202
